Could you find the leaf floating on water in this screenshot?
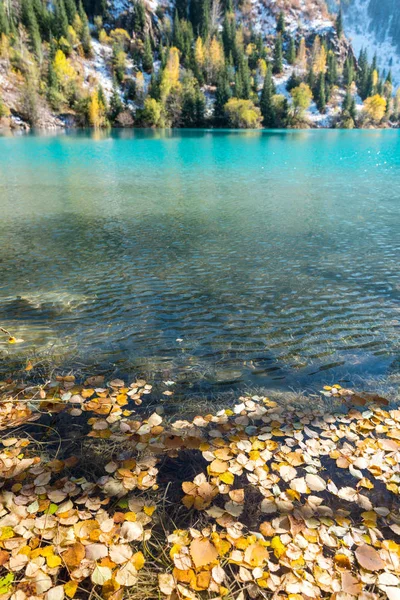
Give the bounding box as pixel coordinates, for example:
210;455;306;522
305;473;326;491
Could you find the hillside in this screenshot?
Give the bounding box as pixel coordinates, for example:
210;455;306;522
329;0;400;87
0;0;399;129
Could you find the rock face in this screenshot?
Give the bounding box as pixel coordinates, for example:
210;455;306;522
329;0;400;85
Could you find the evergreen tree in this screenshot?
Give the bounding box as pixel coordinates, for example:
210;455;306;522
326;50;338;87
315;72;326;113
336;7;343;38
214;67;231;125
276;11;285;34
235;52;250;99
30;0;49;40
173;11;182;48
143;34;153;72
343;54;354;88
64;0;77;24
175;0;188;19
0;1;9;36
54;0;69;39
273;34;283;74
286;71;301;92
357;48;370;99
133;0;146;34
260;65;275;127
222;9;236;60
181;82;205;127
286;36;295;65
78;0;91;55
21;0;42;60
190;0;210;39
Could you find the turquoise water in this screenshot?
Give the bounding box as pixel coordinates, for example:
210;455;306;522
0;129;399;393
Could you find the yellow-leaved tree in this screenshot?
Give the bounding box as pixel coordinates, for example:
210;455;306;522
160;47;180;101
205;37;224;84
296;37;307;71
311;36;326;75
53;49;76;97
88;89;107;128
195;37;205;70
363;94;387;124
224;98;262;128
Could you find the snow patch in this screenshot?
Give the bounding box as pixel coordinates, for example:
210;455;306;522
83;39;114;99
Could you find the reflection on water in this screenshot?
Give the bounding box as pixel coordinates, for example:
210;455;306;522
0;129;399;393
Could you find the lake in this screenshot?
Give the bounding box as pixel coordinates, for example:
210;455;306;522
0;129;399;395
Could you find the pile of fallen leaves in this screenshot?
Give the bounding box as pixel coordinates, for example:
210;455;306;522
0;376;399;600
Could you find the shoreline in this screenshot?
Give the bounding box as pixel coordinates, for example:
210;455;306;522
0;375;399;599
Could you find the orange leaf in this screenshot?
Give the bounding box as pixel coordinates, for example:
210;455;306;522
190;538;218;568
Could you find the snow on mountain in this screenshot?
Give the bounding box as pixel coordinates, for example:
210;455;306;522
329;0;400;85
250;0;334;38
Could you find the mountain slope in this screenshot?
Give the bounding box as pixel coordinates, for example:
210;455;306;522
329;0;400;85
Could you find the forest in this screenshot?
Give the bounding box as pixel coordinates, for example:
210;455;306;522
0;0;399;128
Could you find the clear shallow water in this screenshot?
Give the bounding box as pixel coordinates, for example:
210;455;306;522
0;129;399;394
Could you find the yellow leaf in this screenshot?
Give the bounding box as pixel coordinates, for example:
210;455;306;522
271;536;285;558
132;551;145;570
143;505;156;516
219;471;234;485
0;527;14;541
47;554;62;568
64;580;78;598
25;360;34;371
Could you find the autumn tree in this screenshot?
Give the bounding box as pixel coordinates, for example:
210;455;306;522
290;82;312;124
205;36;224;84
363;94;386;124
296;37;307;71
160;46;180;101
224;97;262;128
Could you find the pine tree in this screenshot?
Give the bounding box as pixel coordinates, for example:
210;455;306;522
222;9;236;60
175;0;188;19
190;0;210;39
173;11;182;48
286;36;295;65
143;34;153;72
343;55;354;88
326;50;337;87
315;72;326;113
78;1;91;56
336;7;343;38
273;34;283;74
64;0;77;25
0;1;9;36
276;11;285;34
47;39;59;106
21;0;42;60
134;0;146;34
214;66;231;125
357;48;370;99
260;65;275;127
54;0;69;39
235;52;250;98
